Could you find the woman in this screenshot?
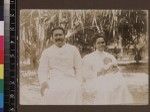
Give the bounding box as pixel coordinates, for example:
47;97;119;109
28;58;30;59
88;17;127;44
82;37;133;105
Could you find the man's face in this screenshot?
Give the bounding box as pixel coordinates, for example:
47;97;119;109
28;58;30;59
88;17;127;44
96;38;106;51
53;29;65;47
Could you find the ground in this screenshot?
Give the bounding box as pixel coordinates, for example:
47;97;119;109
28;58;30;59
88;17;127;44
20;63;149;105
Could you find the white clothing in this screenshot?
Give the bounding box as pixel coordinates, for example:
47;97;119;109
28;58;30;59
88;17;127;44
38;44;82;105
82;50;133;105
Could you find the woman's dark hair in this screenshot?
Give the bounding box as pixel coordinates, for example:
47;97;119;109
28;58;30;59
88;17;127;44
51;27;66;36
94;33;105;44
92;33;106;51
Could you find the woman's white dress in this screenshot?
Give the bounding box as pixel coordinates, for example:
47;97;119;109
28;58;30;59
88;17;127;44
82;50;133;105
38;44;82;105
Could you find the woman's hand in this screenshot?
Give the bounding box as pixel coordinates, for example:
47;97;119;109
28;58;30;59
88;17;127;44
97;68;107;76
107;65;119;73
40;81;49;96
97;65;119;76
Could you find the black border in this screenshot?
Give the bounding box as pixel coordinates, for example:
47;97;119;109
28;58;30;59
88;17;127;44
0;6;4;21
17;0;150;112
19;0;150;9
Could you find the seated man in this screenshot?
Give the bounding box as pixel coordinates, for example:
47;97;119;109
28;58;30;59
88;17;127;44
38;27;82;105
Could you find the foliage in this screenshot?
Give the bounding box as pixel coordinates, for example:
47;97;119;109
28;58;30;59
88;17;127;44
20;10;148;68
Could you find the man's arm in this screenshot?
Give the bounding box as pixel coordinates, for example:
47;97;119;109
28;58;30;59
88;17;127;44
38;50;49;96
73;47;82;81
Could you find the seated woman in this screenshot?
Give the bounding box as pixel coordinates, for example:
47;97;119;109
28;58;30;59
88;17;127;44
82;36;133;105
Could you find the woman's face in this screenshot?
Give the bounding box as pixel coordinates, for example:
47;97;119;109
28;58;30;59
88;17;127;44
95;38;106;51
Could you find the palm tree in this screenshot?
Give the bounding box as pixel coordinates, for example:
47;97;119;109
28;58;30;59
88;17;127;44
20;10;148;68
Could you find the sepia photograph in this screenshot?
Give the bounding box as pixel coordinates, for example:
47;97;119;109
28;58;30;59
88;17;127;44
19;10;148;105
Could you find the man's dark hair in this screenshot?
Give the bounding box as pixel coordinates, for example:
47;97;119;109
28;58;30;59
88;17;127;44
51;27;66;36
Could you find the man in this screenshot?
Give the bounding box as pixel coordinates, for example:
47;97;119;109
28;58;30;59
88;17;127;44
38;27;82;105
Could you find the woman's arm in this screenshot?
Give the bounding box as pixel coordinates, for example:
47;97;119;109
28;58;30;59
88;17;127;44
82;56;96;81
99;53;120;75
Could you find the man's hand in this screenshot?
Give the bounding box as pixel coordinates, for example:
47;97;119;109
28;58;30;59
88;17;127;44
40;82;49;96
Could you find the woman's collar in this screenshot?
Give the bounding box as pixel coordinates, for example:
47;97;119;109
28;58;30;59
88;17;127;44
95;50;105;54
